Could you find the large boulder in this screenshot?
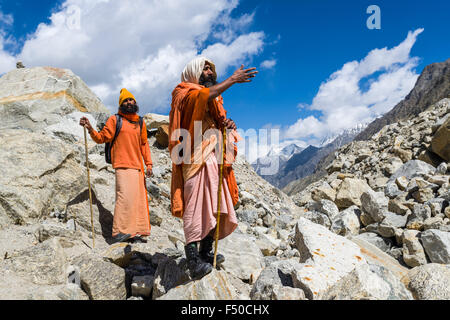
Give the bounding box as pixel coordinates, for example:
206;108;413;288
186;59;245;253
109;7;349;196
322;263;413;300
291;218;367;299
420;229;450;264
143;113;169;130
330;205;361;236
402;230;428;267
335;178;371;209
387;160;436;184
5;238;68;285
402;264;450;300
157;270;251;300
349;236;409;281
0;67;109;132
360;189;389;222
250;259;305;300
431;116;450;161
219;232;265;282
73;253;127;300
0;130;88;226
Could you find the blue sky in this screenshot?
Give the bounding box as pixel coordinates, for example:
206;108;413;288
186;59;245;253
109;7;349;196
0;0;449;156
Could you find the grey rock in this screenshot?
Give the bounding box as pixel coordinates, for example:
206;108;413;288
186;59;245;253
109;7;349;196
238;209;260;226
256;233;281;257
56;283;90;300
423;217;445;231
270;286;307;300
311;185;336;202
381;212;408;229
388;160;436;184
355;232;392;252
73;253;127;300
383;157;404;176
387;247;404;263
291;218;367;300
157;270;250;300
8;238;68;285
322;263;413;300
330;205;361;236
406;204;432;230
395;176;409;191
402;230;428;268
312;200;339;220
412;188;435;204
0;67;109;132
420;229;450;264
304;210;331;229
436;162;448;175
349;236;410;282
250;259;302;300
360;189;389;222
431;115;450;161
335;178;371;209
385;183;402;199
240;191;257;205
220;232;265;282
403;264;450;300
425;198;446;216
388;198;411;215
274;215;294;230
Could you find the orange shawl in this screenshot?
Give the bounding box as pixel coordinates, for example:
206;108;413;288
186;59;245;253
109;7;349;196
169;82;240;218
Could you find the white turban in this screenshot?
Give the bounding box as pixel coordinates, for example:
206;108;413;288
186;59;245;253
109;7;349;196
181;57;217;84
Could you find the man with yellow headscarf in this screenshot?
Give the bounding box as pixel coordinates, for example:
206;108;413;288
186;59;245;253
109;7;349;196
169;57;258;279
80;89;153;244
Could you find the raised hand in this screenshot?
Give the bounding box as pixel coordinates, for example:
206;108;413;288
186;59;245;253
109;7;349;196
79;117;93;132
231;65;258;83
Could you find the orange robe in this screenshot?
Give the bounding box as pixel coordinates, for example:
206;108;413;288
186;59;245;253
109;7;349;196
169;82;240;218
89;111;152;237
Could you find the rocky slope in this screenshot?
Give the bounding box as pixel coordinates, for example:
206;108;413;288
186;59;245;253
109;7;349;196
284;58;450;196
0;67;448;300
291;98;449;277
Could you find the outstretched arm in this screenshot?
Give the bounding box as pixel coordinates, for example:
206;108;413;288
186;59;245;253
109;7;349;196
208;65;258;101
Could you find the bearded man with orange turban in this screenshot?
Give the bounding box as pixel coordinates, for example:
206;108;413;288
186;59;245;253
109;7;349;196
79;89;153;244
169;57;258;279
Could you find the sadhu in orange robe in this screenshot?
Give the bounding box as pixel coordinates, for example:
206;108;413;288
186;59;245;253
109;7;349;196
169;82;242;243
89;110;152;238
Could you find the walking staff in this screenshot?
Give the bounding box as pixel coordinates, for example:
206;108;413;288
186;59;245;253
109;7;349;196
83;126;95;248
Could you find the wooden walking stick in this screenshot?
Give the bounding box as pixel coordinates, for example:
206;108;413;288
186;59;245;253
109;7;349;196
83;127;95;249
213;126;227;268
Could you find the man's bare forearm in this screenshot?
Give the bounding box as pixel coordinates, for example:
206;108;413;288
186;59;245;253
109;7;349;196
208;77;236;101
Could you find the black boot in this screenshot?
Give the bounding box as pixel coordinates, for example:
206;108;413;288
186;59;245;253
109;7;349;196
111;233;131;243
184;242;213;280
199;235;225;266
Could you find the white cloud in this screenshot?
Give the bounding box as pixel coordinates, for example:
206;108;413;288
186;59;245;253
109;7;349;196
200;32;265;75
283;28;424;146
0;34;15;74
11;0;266;113
0;11;13;26
260;58;276;69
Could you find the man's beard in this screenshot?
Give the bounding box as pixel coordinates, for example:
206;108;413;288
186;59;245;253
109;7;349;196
120;103;139;114
199;74;217;88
